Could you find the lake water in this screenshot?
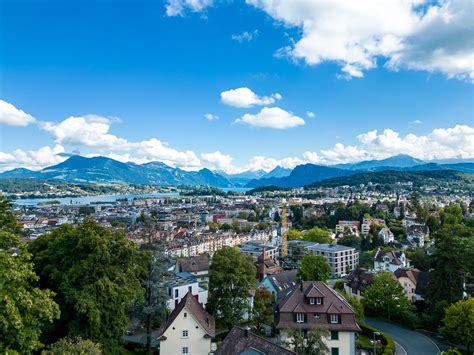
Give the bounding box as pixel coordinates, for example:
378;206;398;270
14;187;251;206
14;193;178;206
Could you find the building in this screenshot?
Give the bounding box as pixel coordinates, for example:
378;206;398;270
259;269;298;300
335;221;360;234
275;281;360;355
306;244;359;278
373;248;409;273
238;242;278;261
157;292;215;355
256;247;283;281
344;268;375;300
163;272;208;311
215;326;296;355
406;224;429;247
394;268;428;302
378;227;394;244
361;218;385;235
175;255;210;285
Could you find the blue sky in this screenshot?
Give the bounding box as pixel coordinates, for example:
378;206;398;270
0;0;473;173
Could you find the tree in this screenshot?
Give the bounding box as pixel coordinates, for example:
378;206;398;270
42;337;101;354
298;253;331;282
406;249;431;271
207;247;256;329
0;197;60;353
28;220;144;351
251;288;274;334
342;293;364;324
286;328;330;355
362;272;415;325
441;298;474;354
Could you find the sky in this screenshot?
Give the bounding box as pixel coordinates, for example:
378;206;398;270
0;0;473;173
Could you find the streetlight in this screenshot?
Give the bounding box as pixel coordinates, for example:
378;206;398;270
371;331;380;355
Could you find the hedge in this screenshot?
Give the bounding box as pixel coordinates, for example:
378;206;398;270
359;324;396;355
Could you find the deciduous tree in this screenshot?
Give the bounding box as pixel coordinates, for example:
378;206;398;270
298;253;331;282
251;287;274;334
441;298;474;354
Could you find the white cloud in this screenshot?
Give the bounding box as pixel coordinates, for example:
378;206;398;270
306;111;315;118
165;0;213;17
220;87;282;108
204;113;219;121
41;115;129;150
0;145;66;172
201;151;235;173
235;106;305;129
232;30;259;42
409;119;423;125
247;0;474;80
0;99;36;126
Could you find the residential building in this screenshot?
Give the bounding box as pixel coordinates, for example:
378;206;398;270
306;244;359;278
394;268;428;302
238;242;278;261
164;272;208;311
406;224;429;247
215;326;296;355
259;269;298;300
361;218;385;235
175;255;210;285
335;220;360;234
157;292;215;355
373;248;409;273
275;281;360;355
378;227;394;244
344;268;375;300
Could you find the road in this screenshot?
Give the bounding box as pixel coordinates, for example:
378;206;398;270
365;318;440;355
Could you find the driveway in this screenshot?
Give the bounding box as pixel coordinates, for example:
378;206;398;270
365;318;440;355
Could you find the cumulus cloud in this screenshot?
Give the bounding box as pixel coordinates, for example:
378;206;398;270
201;151;235;172
165;0;213;17
0;99;36;126
306;111;315;118
235;106;305;129
204;113;219;121
220;87;282;108
247;0;474;80
0;145;66;171
232;30;259;42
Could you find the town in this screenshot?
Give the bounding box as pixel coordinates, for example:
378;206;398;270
3;180;473;354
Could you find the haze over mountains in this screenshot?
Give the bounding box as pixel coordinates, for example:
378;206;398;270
0;154;472;188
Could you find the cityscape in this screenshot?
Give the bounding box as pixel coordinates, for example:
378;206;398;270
1;0;473;354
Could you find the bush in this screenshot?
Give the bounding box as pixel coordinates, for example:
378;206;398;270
359;324;395;355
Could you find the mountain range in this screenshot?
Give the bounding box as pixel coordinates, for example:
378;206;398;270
0;154;472;188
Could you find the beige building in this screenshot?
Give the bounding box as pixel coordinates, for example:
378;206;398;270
157;292;215;355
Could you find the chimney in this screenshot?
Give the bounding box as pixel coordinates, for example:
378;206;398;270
300;280;304;291
243;325;250;337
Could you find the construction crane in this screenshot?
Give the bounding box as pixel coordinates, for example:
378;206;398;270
280;202;288;257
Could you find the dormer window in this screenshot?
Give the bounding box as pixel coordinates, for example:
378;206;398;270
316;298;322;305
310;298;315;305
330;314;339;324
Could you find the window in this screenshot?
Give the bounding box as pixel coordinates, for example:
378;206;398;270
174;289;179;298
331;348;339;355
183;312;187;318
331;331;339;340
296;313;305;323
310;298;315;305
330;314;339;324
188;286;192;293
316;298;322;305
182;330;188;338
182;347;189;354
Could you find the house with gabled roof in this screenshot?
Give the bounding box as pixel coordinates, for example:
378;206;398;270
275;281;360;355
259;269;298;301
373;248;409;273
157;292;215;355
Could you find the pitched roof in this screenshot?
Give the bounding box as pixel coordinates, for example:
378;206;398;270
177;255;209;273
157;292;215;339
267;270;298;293
374;248;404;265
304;284;325;298
215;327;296;355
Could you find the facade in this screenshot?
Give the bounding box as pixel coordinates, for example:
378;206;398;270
157;292;215;355
335;220;360;234
275;281;360;355
175;255;210;285
361;218;385;235
373;248;409;273
378;227;395;244
306;244;359;278
344;268;375;300
163;272;208;311
394;267;428;302
406;224;429;247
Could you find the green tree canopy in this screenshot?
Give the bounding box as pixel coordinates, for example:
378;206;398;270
286;328;330;355
28;219;144;352
251;287;274;334
0;197;60;353
288;227;332;244
42;337;102;355
441;298;474;354
207;247;256;329
297;253;331;282
362;272;415;325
